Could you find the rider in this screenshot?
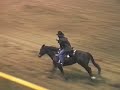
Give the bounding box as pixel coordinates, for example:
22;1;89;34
56;31;72;65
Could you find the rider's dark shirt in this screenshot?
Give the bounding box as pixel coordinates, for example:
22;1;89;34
57;36;72;51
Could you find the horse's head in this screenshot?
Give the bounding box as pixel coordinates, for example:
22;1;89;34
38;44;59;60
38;44;47;57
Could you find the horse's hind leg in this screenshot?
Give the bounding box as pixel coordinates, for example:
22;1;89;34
85;66;92;76
80;64;96;80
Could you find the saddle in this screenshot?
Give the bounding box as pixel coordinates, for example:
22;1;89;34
56;48;76;58
55;49;76;64
55;49;76;65
65;50;74;58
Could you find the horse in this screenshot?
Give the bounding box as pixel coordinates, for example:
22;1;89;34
38;44;101;80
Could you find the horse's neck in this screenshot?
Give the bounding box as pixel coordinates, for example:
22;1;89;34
47;50;55;60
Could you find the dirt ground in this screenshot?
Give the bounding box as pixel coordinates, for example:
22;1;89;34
0;0;120;90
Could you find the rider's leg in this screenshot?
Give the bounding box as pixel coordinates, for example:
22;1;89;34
58;49;65;64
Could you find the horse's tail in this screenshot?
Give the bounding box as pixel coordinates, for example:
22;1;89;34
89;53;101;75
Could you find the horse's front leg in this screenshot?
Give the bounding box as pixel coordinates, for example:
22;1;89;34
51;61;57;73
48;60;56;72
57;64;67;80
48;61;57;79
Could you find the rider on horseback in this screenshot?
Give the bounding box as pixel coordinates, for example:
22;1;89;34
56;31;72;65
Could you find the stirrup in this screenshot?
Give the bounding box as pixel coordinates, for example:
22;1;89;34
67;55;70;58
57;60;61;63
60;63;63;65
55;54;58;56
57;60;63;65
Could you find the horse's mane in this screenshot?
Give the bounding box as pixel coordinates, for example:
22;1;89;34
45;45;59;52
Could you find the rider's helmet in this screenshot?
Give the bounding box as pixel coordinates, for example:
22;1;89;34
56;31;64;37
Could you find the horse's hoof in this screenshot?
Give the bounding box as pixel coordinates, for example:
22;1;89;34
64;77;69;81
91;76;96;80
47;75;53;79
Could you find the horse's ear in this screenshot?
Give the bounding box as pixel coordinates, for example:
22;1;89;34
42;44;45;47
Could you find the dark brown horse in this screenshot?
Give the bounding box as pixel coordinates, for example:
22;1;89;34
38;44;101;80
